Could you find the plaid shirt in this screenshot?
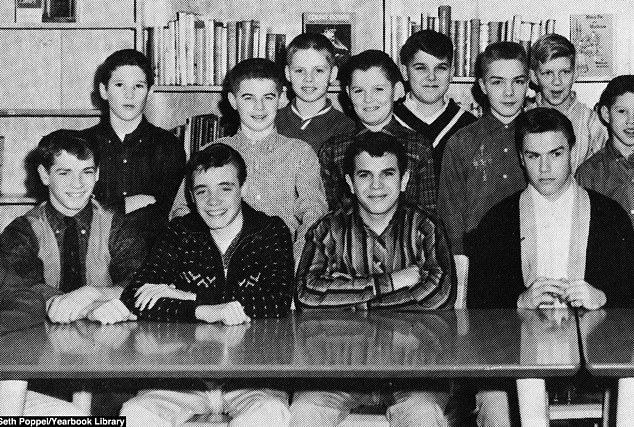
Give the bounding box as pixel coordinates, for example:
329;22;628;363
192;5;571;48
318;118;437;212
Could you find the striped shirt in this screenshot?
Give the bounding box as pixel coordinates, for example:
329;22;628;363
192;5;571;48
296;201;455;310
318;118;437;212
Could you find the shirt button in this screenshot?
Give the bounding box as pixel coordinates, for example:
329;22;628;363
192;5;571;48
503;148;509;153
256;194;261;200
254;164;259;170
502;174;508;179
631;209;634;215
80;229;86;235
122;191;128;196
122;159;128;164
55;229;60;234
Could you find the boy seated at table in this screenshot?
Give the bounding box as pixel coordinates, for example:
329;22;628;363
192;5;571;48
119;143;294;427
0;130;146;416
295;131;455;427
170;58;327;261
466;108;634;426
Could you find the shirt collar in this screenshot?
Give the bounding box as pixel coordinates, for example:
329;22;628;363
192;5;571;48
403;92;448;124
235;128;279;151
98;116;149;144
290;99;333;121
45;200;93;232
535;91;578;114
351;198;403;238
528;178;575;212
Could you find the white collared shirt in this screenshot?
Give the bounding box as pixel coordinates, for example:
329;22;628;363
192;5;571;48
529;181;575;279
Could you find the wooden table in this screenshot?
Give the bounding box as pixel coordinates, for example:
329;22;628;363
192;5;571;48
0;309;581;425
579;308;634;426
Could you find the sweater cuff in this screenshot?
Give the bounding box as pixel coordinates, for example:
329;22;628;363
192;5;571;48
374;272;393;297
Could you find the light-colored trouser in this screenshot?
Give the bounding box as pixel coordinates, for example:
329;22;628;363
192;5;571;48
120;388;290;427
475;390;511;427
24;391;85;416
290;390;450;427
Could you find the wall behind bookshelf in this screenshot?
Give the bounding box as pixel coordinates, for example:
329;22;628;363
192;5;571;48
0;0;138;195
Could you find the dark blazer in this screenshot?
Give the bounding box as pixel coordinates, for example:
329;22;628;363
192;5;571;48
466;189;634;308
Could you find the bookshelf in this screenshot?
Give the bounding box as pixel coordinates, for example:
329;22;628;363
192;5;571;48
0;0;141;195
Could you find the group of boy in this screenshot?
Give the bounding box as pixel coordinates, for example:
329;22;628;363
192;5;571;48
1;23;632;427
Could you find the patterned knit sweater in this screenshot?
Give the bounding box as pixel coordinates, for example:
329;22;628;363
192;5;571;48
120;203;293;321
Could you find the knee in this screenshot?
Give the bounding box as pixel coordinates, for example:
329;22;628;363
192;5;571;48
475;391;511;427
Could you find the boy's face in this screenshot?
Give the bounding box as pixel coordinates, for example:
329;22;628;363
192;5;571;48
191;163;245;231
99;65;149;123
601;92;634;149
478;59;528;119
345;151;409;218
285;48;336;104
348;67;404;128
520;130;572;201
531;57;576;108
404;51;452;106
228;78;280;134
38;150;98;217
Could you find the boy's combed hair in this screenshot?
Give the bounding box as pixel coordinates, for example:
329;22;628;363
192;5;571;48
38;129;100;170
340;49;403;89
343;131;408;178
399;30;454;66
224;58;285;95
530;33;576;70
92;49;154;113
185;143;248;201
472;41;528;110
596;75;634;127
515;107;576;154
286;32;336;66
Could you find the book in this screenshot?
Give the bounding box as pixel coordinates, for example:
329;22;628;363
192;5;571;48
437;5;451;37
42;0;75;22
570;14;614;79
15;0;43;23
303;12;355;68
469;19;480;77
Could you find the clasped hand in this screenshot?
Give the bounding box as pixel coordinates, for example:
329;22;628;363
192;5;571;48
134;283;196;311
518;277;606;310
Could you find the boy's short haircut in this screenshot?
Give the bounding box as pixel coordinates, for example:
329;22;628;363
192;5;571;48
596;75;634;127
515;107;576;154
340;49;403;89
95;49;154;88
38;129;99;171
472;41;528;109
185;143;248;200
399;30;454;66
286;32;336;67
343;131;408;178
224;58;285;95
530;33;576;70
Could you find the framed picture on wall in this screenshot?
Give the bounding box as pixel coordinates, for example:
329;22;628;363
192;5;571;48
302;12;355;68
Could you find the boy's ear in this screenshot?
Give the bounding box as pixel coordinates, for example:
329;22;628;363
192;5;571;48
228;92;237;110
345;174;355;195
599;105;610;125
399;64;408;81
330;65;339;84
37;165;50;187
477;78;488;96
240;184;247;199
284;65;291;82
99;82;109;101
399;170;411;192
95;167;100;183
393;81;405;101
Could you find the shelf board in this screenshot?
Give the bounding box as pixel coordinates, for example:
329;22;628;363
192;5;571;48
153;84;344;93
0;194;37;205
0;22;137;30
0;109;101;117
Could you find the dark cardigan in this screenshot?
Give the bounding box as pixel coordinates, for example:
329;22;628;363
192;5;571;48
466;189;634;309
120;202;294;321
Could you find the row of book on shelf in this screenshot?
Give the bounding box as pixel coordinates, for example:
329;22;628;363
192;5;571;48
145;11;287;86
386;6;556;77
172;113;226;160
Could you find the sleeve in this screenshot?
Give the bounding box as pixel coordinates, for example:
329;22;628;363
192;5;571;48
437;134;468;254
0;217;60;303
240;218;294;318
318;137;347;212
151;131;187;219
169;178;191;220
108;214;148;289
0;262;47;319
574;160;597;191
296;218;393;308
119;227;197;321
587;110;608;157
293;143;328;261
